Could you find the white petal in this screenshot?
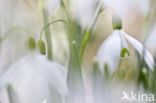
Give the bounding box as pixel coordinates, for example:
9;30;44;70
125;34;155;70
0;52;68;103
119;30;130;58
96;30;121;74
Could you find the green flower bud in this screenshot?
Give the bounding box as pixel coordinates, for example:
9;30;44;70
113;15;122;30
38;40;46;55
28;37;36;50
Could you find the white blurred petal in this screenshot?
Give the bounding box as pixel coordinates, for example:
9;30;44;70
0;33;29;74
100;0;150;17
70;0;96;27
119;30;128;49
125;34;155;70
46;0;60;15
96;30;121;74
0;52;67;103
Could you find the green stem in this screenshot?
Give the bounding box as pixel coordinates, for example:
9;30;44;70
79;4;104;62
60;0;70;20
42;5;53;60
80;29;92;61
40;19;67;40
66;41;85;103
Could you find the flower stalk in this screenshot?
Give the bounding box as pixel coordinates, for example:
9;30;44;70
66;41;84;103
80;4;104;62
42;2;53;60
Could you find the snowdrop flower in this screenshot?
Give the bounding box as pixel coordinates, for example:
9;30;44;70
96;15;154;74
146;22;156;56
99;0;150;17
0;51;67;103
0;0;42;74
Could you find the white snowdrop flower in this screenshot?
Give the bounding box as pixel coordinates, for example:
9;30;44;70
0;0;42;74
99;0;150;17
96;15;154;74
70;0;101;28
0;51;67;103
146;22;156;56
46;0;60;15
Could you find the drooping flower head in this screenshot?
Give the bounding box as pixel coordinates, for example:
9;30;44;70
96;15;154;74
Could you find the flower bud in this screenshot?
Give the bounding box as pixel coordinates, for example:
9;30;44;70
28;37;36;50
38;40;46;55
112;15;122;30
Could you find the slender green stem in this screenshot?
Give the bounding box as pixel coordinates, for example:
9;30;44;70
80;29;92;61
40;19;67;40
80;5;104;62
66;41;85;103
61;0;70;20
42;3;53;60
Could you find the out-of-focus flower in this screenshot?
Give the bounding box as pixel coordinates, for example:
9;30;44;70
0;52;67;103
46;0;60;15
70;0;100;28
96;16;154;74
146;23;156;56
99;0;150;17
0;0;41;74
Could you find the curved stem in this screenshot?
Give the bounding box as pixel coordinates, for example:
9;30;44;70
40;19;67;40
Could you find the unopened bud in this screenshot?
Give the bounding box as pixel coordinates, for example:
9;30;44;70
28;37;36;50
38;40;46;55
113;15;122;30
